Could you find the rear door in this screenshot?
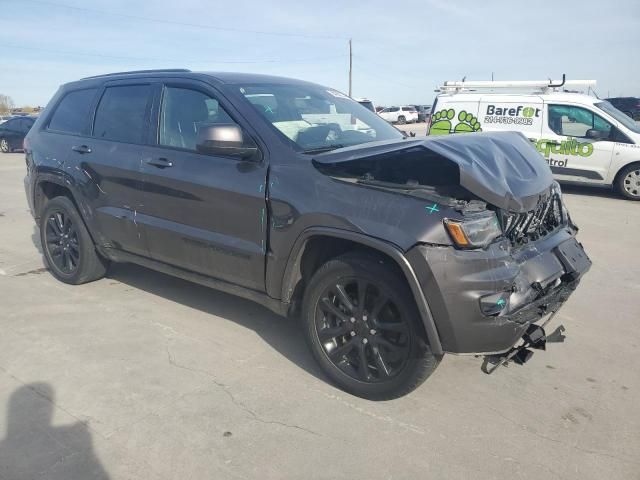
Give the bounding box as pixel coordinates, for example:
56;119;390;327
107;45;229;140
13;118;34;149
379;107;399;122
83;80;155;255
541;103;614;184
137;80;268;291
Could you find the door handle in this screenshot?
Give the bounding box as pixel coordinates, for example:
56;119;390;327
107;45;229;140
71;145;92;154
146;157;173;168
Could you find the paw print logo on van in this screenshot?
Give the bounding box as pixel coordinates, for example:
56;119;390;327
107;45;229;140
429;109;482;135
453;111;482;133
429;109;455;135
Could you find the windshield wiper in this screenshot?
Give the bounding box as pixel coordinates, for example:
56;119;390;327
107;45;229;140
302;145;345;154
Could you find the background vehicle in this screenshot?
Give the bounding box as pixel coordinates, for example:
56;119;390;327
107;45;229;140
413;105;432;122
378;105;418;124
605;97;640;121
24;70;590;400
0;116;35;153
428;77;640;200
355;98;376;112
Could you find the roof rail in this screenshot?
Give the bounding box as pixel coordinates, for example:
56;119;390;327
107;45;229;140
437;74;596;93
81;69;192;80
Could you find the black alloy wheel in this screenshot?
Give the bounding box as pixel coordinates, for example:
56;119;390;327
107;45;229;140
39;196;108;284
302;253;440;400
315;277;411;383
44;210;80;274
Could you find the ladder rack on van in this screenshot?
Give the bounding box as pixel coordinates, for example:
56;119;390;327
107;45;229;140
437;74;596;93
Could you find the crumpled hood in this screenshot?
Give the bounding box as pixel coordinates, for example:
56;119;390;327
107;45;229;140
313;131;554;212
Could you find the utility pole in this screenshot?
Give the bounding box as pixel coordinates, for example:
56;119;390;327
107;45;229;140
348;38;353;97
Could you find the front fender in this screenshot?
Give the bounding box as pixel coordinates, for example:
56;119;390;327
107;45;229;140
278;227;443;356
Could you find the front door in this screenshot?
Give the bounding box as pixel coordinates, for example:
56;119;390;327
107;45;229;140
541;103;615;184
138;82;268;291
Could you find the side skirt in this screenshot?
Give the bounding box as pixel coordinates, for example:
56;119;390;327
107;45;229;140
102;248;289;317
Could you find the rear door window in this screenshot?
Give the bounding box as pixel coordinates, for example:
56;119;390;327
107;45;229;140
93;85;152;144
48;88;98;135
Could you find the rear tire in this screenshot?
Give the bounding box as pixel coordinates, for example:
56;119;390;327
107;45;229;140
397;115;406;125
301;252;440;400
40;196;109;284
0;138;9;153
616;164;640;200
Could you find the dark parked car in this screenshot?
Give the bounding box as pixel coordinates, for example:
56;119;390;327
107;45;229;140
605;97;640;121
413;105;432;122
0;116;35;153
24;70;591;399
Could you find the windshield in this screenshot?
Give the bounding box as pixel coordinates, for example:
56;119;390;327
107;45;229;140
595;101;640;134
237;83;403;153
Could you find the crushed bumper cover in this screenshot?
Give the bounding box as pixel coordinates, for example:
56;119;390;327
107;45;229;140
407;227;591;354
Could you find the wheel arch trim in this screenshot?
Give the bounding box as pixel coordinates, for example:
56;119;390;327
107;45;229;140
281;227;443;355
33;172;80;215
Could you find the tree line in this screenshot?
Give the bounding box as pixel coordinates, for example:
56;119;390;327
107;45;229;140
0;94;41;115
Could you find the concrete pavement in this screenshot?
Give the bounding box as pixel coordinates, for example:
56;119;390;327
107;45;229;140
1;152;639;480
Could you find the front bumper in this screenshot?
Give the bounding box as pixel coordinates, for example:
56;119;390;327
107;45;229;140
407;227;591;354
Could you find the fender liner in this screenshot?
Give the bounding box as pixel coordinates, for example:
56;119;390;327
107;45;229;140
280;227;443;355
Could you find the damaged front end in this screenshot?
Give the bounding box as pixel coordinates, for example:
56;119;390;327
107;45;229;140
312;131;591;364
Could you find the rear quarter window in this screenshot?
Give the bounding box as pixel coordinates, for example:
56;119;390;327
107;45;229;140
48;88;98;135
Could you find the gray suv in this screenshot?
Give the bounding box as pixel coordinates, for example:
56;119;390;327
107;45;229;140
24;69;591;399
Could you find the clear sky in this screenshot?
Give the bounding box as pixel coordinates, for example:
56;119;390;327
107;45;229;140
1;0;639;107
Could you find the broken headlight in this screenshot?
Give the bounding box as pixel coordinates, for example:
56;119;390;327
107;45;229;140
444;212;502;249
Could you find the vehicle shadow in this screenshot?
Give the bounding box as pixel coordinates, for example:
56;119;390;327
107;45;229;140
0;383;110;480
107;262;326;383
560;183;620;200
31;226;43;254
28;225;325;384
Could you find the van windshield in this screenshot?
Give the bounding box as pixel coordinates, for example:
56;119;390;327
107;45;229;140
595;101;640;134
237;84;404;153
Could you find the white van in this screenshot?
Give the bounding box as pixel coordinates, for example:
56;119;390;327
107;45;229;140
427;77;640;200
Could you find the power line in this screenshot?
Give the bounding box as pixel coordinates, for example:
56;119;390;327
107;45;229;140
0;43;347;65
14;0;347;40
354;57;424;91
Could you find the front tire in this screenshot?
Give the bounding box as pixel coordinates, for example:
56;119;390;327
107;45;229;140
397;115;406;125
616;164;640;200
40;196;109;284
302;253;440;400
0;138;9;153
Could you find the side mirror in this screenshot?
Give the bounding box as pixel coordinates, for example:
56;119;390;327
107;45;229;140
585;128;607;140
196;124;260;160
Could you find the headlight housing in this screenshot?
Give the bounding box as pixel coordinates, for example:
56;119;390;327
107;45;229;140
444;211;502;249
